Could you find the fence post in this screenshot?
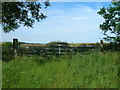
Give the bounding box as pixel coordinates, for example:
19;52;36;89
100;40;103;52
13;38;18;58
59;46;61;55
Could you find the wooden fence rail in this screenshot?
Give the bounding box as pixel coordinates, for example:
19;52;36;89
18;44;97;55
13;38;103;56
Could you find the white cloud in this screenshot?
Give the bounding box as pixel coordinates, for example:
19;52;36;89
2;2;105;43
72;17;88;20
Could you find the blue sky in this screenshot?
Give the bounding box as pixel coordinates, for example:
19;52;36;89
2;2;111;43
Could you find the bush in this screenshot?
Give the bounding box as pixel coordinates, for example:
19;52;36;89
103;43;120;51
2;42;14;61
47;41;69;46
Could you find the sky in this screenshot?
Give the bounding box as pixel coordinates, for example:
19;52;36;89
1;2;111;43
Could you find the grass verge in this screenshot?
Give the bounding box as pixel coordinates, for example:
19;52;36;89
2;51;119;88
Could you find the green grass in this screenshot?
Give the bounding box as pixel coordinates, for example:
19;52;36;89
2;51;119;88
0;60;2;89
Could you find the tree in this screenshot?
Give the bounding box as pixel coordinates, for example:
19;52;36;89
97;1;120;43
1;1;50;33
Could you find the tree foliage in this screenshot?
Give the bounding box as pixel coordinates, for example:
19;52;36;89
2;1;50;33
97;1;120;43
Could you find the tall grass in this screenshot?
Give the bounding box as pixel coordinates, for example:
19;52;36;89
0;60;2;89
2;51;119;88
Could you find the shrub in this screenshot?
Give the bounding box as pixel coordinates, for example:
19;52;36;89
47;41;69;46
2;42;14;61
103;42;120;51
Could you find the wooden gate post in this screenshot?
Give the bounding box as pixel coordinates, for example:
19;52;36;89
100;40;103;52
13;38;18;58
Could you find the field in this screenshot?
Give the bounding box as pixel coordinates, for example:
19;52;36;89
2;51;119;88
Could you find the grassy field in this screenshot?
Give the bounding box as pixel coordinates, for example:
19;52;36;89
2;51;119;88
0;60;2;89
